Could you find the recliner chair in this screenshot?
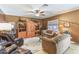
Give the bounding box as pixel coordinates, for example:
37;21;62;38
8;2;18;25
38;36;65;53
41;30;71;54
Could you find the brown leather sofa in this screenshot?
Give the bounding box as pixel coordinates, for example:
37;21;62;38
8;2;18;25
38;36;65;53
41;30;61;54
42;37;57;54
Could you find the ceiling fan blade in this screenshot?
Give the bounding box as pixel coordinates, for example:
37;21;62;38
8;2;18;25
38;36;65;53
37;4;48;10
40;11;44;13
40;13;45;16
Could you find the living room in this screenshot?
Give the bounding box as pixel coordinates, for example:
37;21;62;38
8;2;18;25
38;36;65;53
0;4;79;54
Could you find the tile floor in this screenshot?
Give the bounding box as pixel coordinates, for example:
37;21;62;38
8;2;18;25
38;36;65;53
22;37;79;54
34;42;79;54
65;42;79;54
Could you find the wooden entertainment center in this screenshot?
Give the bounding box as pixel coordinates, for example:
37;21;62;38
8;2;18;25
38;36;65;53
17;18;41;38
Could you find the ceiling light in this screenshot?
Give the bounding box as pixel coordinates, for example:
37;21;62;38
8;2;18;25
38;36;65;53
35;13;40;16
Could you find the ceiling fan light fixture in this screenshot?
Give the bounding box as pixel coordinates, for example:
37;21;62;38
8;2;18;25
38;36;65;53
35;13;40;16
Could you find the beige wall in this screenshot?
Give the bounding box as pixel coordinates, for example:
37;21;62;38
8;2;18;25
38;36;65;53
0;14;35;23
58;10;79;42
58;10;79;24
43;10;79;42
5;15;19;22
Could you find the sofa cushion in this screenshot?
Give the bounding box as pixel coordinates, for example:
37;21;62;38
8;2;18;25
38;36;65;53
46;30;53;34
43;30;57;38
52;34;63;43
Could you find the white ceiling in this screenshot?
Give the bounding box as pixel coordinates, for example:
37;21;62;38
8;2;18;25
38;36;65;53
0;4;79;19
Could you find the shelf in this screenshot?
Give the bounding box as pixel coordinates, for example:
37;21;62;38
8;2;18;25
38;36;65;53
17;19;27;38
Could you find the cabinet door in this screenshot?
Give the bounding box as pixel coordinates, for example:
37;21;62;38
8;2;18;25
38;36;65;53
26;21;36;38
18;32;26;38
0;14;5;22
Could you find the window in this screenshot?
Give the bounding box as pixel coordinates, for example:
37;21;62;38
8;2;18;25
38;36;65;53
48;19;59;32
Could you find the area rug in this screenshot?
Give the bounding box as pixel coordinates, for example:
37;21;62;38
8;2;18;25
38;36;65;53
21;37;41;53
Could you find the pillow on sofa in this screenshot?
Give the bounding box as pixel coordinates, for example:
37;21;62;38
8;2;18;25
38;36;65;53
53;34;63;43
46;30;53;34
43;30;57;38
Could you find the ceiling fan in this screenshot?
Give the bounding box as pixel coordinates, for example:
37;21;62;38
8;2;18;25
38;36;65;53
26;4;49;16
